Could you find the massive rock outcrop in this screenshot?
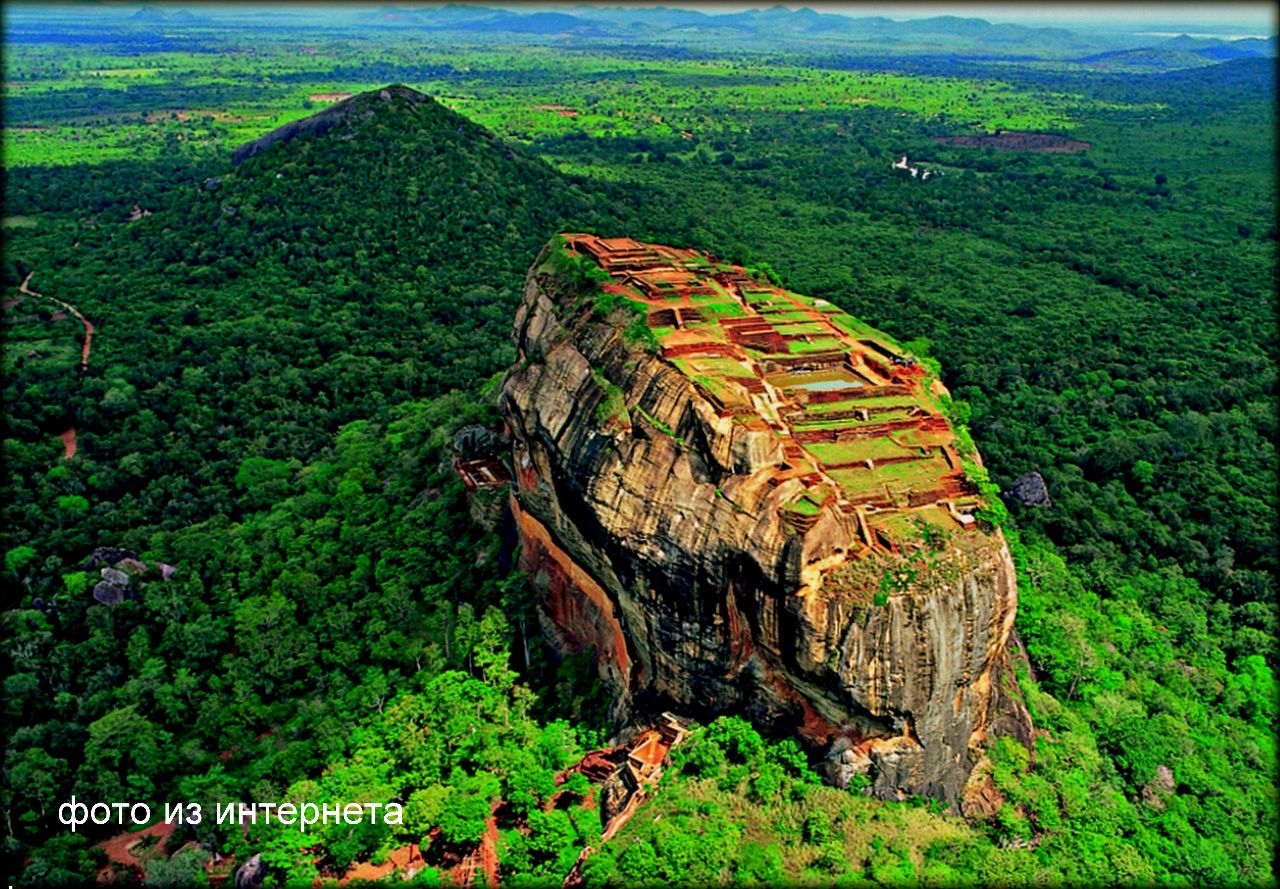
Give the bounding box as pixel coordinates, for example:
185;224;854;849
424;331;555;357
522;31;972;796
501;235;1030;804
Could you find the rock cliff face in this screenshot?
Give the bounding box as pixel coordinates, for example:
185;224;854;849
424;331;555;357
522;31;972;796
501;235;1030;804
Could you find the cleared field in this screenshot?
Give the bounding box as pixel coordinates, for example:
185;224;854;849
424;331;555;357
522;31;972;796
2;33;1141;167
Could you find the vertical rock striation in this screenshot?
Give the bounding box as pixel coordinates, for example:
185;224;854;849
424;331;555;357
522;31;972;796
501;235;1031;804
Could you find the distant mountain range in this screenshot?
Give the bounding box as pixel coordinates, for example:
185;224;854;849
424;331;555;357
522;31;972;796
30;4;1279;69
1077;33;1277;70
369;4;1105;52
356;5;1274;65
128;6;211;25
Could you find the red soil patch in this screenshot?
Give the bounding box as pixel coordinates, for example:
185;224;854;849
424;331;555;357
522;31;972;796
536;104;579;116
480;810;499;887
446;803;500;889
932;131;1091;153
60;427;77;460
340;843;425;885
95;820;176;882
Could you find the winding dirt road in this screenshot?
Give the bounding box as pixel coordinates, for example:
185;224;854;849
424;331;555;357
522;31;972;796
20;270;94;372
18;271;94;459
95;820;176;882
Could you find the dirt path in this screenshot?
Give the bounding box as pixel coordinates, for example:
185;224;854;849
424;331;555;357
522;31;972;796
479;808;499;888
339;843;425;885
448;802;500;888
20;270;94;372
18;272;92;459
95;820;176;881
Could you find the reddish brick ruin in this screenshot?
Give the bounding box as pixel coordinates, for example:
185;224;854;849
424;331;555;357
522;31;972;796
559;233;983;555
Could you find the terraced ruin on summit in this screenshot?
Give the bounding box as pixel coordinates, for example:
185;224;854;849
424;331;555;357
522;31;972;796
508;235;1028;800
560;233;982;559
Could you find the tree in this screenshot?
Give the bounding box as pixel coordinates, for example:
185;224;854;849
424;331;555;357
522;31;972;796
617;839;660;884
503;750;555;817
78;705;170;801
1224;655;1277;731
55;495;89;514
143;844;210;888
437;771;497;846
473;607;517;694
405;785;452;843
5;544;38;575
5;746;66;820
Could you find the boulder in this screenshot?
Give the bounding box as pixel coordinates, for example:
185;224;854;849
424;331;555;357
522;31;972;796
1006;471;1051;508
83;546;138;571
100;567;130;586
235;853;266;889
453;424;500;460
92;581;126;606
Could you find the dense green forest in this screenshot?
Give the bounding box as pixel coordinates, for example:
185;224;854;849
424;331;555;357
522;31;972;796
2;8;1276;887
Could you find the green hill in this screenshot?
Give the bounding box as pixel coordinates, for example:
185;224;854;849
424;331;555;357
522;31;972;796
1;86;629;883
4;82;628;579
9;85;617;438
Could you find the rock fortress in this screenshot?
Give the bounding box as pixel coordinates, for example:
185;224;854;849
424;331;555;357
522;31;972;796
500;234;1032;805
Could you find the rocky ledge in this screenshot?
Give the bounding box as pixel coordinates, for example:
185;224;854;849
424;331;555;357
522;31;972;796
500;235;1031;804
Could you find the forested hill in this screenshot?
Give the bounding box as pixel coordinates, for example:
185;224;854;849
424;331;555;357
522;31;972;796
3;85;632;882
9;83;624;445
231;84;489;164
6;81;637;571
